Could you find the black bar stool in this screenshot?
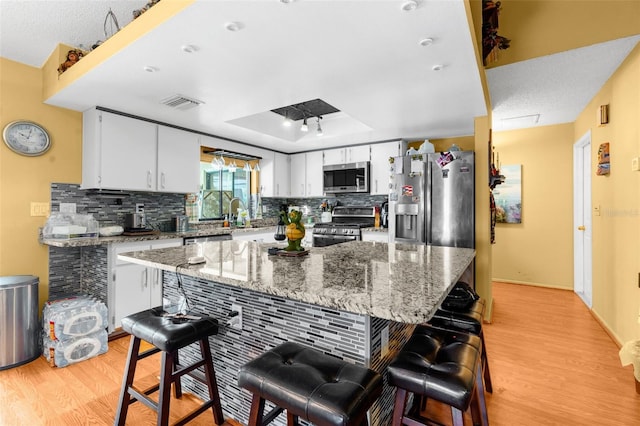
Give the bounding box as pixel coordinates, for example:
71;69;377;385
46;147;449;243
387;324;489;426
238;342;382;426
115;307;224;426
429;284;493;393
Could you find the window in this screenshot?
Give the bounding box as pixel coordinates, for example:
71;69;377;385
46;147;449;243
199;165;249;220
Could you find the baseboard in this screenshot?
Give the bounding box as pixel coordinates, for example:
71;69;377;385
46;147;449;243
108;328;128;341
492;280;624;348
589;309;623;348
492;278;572;291
483;296;494;324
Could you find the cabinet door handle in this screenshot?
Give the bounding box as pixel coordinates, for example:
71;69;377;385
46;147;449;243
375;179;378;193
142;269;148;288
276;183;279;196
161;172;166;189
147;171;152;188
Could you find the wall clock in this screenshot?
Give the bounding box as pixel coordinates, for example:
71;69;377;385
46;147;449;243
3;120;51;156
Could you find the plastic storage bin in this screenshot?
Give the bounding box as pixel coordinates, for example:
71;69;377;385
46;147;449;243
42;212;99;240
0;275;40;370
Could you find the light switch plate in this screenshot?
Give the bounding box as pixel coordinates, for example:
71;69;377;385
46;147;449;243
593;205;601;216
632;157;640;172
30;202;50;217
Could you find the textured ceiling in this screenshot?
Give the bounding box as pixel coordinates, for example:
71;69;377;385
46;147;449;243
488;34;640;132
1;1;639;151
0;0;148;68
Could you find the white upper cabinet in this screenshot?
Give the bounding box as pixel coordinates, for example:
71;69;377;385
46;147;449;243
83;109;156;191
82;109;199;193
305;151;324;197
323;145;370;165
370;140;401;195
289;153;306;197
273;152;290;197
260;152;290;197
290;152;324;197
157;125;200;193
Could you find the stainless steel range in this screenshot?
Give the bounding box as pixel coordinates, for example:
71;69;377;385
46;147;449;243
312;206;376;247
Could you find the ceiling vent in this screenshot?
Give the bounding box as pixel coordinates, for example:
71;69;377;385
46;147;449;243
160;94;204;110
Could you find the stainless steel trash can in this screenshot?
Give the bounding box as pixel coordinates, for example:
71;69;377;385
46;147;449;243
0;275;40;370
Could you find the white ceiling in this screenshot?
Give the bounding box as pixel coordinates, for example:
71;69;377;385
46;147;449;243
1;0;639;153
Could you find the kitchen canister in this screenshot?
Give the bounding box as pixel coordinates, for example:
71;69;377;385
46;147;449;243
174;215;189;232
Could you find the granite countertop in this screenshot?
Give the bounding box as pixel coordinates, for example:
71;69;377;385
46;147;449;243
40;219;279;248
118;241;475;324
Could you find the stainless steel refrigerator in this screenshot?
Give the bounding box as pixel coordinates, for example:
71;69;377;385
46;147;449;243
388;151;474;248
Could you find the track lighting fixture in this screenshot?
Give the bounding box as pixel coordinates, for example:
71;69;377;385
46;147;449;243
316;116;323;136
300;117;308;132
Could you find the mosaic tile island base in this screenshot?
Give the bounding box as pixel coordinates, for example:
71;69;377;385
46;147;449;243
119;241;475;425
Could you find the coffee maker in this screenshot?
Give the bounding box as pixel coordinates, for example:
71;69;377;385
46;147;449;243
125;203;147;232
124;212;146;231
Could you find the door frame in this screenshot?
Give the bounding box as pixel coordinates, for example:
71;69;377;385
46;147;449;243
573;130;593;308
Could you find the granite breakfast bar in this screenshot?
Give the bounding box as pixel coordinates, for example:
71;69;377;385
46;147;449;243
118;240;475;425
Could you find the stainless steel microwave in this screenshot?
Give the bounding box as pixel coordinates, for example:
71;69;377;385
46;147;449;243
323;162;370;193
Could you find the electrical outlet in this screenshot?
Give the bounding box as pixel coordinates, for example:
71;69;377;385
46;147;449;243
229;304;243;330
60;203;76;213
381;325;390;357
632;157;640;172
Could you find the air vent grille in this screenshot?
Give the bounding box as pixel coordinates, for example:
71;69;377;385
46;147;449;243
160;94;204;110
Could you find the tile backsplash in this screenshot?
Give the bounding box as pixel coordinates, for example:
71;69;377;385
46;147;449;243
50;183;186;230
50;183;387;227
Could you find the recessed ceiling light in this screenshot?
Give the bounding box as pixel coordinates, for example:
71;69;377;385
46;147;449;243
181;44;198;53
225;21;243;32
401;0;418;12
419;38;434;47
432;64;443;71
143;66;158;73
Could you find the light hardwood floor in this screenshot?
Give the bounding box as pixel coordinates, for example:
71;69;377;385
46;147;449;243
0;282;638;425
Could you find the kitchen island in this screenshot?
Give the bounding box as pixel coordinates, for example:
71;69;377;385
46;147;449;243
118;240;475;425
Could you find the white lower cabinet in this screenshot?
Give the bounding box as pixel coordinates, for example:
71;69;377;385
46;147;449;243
108;238;182;331
361;230;389;243
232;229;277;243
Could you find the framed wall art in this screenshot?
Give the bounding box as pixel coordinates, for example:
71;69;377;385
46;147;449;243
493;164;522;223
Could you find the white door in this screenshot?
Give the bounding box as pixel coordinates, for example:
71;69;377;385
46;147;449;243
573;131;593;307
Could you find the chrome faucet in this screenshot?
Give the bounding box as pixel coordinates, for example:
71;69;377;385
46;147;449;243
228;197;246;221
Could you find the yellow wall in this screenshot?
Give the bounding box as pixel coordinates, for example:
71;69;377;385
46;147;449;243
490;0;640;67
575;43;640;344
474;117;493;317
491;123;575;289
0;58;82;306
